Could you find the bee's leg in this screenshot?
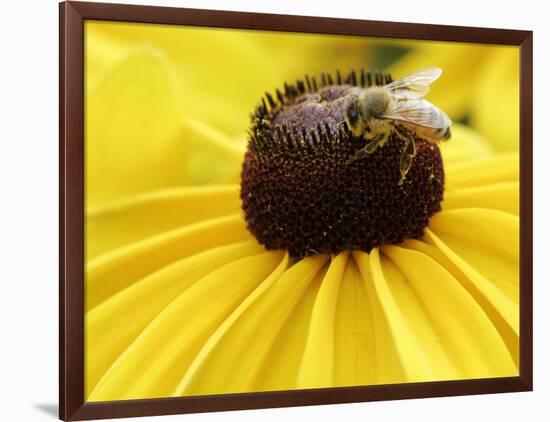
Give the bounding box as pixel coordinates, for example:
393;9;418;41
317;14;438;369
394;123;414;144
398;135;416;186
337;121;349;139
346;134;386;164
364;135;385;153
392;124;417;184
347;147;368;163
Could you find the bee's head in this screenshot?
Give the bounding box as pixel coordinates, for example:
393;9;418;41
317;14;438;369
344;97;365;137
344;88;391;137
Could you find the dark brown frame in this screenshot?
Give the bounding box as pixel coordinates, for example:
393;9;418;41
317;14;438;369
59;1;533;420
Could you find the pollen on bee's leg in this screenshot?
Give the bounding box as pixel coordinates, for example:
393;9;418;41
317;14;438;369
241;70;444;258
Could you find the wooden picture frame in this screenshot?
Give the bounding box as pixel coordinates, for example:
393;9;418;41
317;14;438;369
60;1;533;420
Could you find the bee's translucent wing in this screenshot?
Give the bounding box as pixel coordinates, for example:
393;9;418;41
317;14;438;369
384;67;442;99
382;98;451;128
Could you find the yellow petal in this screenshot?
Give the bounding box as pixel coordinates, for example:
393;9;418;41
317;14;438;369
352;251;404;383
354;250;437;383
86;46;186;207
470;47;520;152
87;185;241;259
89;251;286;401
445;152;519;189
85;43;245;208
333;258;376;386
382;245;516;378
442;182;519;215
176;254;328;396
412;232;519;368
86;214;251;310
297;252;348;389
439;123;493;167
428;209;519;304
181;117;244;185
254;267;326;392
85;240;264;395
84;21;133;92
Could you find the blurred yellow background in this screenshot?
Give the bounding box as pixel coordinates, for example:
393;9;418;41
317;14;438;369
84;20;519;211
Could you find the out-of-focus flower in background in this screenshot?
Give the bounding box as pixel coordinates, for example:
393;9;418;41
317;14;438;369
389;40;519;151
84;21;520;401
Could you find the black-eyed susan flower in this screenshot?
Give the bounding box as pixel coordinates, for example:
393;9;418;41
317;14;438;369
84;22;519;402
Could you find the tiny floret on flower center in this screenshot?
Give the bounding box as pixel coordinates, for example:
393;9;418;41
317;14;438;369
240;70;444;258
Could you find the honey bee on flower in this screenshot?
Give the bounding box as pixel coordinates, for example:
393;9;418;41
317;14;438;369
339;67;452;184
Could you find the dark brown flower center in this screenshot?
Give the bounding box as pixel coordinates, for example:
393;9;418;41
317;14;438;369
240;70;444;258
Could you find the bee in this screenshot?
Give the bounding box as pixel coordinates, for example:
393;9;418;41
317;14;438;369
338;67;452;185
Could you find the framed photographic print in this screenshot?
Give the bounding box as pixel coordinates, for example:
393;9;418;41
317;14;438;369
59;1;533;420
